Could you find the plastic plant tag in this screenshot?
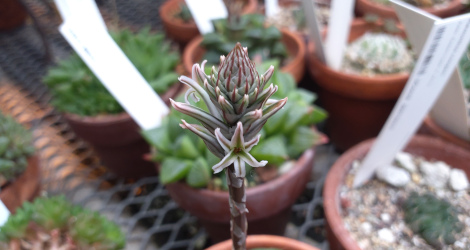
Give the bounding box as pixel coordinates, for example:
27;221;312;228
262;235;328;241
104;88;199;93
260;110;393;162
301;0;326;63
54;0;169;130
54;0;107;31
265;0;280;17
324;0;354;70
0;200;10;227
353;7;470;187
394;1;470;141
185;0;227;34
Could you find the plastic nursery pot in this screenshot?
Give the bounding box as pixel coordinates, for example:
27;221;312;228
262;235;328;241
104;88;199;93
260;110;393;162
165;148;316;243
422;116;470;151
356;0;463;19
0;155;40;213
0;0;28;31
307;18;408;152
160;0;258;46
182;28;306;83
323;135;470;250
206;234;320;250
63;84;181;179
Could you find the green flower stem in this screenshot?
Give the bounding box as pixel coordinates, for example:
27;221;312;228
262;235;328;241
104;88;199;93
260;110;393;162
226;164;247;250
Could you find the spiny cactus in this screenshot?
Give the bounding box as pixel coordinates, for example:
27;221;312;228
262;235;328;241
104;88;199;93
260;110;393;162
342;32;414;75
170;43;287;250
0;112;34;186
0;196;125;250
403;192;464;248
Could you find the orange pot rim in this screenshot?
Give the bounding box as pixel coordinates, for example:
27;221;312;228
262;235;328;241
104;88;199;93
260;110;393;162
357;0;463;17
206;234;320;250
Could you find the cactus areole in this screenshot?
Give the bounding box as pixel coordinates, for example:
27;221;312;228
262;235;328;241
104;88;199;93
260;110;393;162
170;43;287;249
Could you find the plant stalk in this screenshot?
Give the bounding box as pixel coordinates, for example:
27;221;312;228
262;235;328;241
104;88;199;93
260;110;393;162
226;164;247;250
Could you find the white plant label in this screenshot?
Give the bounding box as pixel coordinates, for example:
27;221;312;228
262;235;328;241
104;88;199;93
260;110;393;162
0;200;10;227
393;1;470;141
54;0;107;31
354;8;470;187
301;0;326;63
54;0;169;130
185;0;227;34
324;0;354;70
265;0;280;17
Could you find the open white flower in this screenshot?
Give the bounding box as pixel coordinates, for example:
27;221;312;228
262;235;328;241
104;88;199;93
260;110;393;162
212;122;267;177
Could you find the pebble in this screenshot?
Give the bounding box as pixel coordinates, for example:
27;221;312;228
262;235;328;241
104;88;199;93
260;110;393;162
449;168;469;191
455;240;466;248
378;228;396;243
420;161;450;189
395;152;417;172
360;222;372;234
380;213;391;223
376;164;410;187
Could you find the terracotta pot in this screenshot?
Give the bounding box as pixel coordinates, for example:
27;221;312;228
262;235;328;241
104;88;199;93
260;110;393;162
422;116;470;150
356;0;463;19
307;18;408;152
0;0;28;31
206;234;320;250
160;0;259;46
165;148;316;243
63;84;181;179
183;28;306;82
0;155;40;213
323;135;470;250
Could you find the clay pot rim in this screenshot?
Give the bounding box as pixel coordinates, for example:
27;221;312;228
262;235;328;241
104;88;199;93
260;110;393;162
182;28;306;81
160;0;259;30
308;18;410;84
423;116;470;150
357;0;463;17
206;234;320;250
323;135;470;250
0;155;40;213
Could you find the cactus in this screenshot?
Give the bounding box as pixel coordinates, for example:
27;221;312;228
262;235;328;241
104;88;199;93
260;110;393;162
403;192;464;248
0;111;34;187
342;32;414;75
0;196;125;249
170;44;287;249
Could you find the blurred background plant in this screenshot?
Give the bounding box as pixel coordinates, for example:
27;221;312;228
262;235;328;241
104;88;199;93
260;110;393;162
201;0;287;66
0;196;125;249
43;27;180;117
0;111;34;187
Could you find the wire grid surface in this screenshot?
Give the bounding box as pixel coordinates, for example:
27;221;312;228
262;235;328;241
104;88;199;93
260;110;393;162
0;0;339;249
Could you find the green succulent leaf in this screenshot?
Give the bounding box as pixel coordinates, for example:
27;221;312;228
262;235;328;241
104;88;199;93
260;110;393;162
186;157;212;188
250;135;288;166
159;158;192;184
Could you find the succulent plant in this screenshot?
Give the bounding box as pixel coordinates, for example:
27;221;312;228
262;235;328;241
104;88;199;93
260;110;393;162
342;32;414;75
202;13;287;66
175;3;193;23
0;196;125;249
459;44;470;89
403;192;464;248
44;27;180;117
169;43;287;249
0;111;34;187
143;60;327;189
